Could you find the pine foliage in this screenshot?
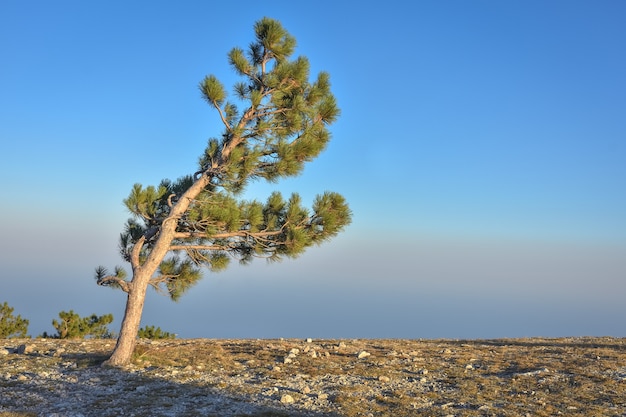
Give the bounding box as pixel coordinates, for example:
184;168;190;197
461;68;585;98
138;325;176;340
0;302;29;338
96;17;351;303
44;310;114;339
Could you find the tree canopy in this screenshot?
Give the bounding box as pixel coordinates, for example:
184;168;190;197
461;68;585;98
95;17;351;366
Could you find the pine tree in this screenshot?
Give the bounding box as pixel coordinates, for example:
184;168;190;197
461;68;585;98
138;325;175;340
45;311;114;339
0;302;29;338
95;17;351;366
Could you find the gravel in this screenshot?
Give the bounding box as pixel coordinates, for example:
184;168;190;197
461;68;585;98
2;337;626;416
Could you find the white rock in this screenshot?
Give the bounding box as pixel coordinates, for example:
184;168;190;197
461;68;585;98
280;394;295;404
357;351;371;359
378;376;390;382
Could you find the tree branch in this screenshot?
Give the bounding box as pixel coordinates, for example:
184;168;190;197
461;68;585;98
169;244;232;251
173;229;284;240
130;235;146;270
97;276;131;293
214;101;232;131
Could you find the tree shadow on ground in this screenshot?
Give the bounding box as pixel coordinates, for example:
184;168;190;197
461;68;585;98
0;351;342;417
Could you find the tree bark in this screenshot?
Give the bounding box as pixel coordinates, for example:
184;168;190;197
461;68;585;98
103;275;148;366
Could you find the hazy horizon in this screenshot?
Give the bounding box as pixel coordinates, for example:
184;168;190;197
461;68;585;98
1;1;624;340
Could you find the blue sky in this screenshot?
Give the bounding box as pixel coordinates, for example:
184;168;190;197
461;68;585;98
1;1;625;339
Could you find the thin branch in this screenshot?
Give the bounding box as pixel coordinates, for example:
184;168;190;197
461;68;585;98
173;229;284;240
169;244;232;251
167;193;176;208
130;235;146;270
214;101;232;131
97;276;131;294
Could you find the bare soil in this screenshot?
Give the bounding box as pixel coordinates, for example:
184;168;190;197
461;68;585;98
1;337;625;416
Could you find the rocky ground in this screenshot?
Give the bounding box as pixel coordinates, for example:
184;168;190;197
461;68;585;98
1;337;625;416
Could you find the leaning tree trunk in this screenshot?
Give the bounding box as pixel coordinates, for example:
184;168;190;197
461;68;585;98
103;174;213;367
103;271;150;367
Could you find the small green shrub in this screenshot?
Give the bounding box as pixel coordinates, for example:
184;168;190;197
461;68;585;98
138;325;175;339
41;310;114;339
0;301;29;338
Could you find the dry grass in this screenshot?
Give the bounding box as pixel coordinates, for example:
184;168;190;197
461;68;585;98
127;337;626;416
2;337;626;416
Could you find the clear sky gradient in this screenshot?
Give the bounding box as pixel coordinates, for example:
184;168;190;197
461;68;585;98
1;1;624;339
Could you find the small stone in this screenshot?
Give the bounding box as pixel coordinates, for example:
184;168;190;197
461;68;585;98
306;338;313;343
378;376;391;382
421;369;429;375
301;386;311;394
338;342;346;348
280;394;295;404
289;348;300;355
317;393;329;400
17;374;28;381
51;348;66;357
357;351;371;359
283;357;293;364
465;364;474;370
0;349;9;356
16;344;34;355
